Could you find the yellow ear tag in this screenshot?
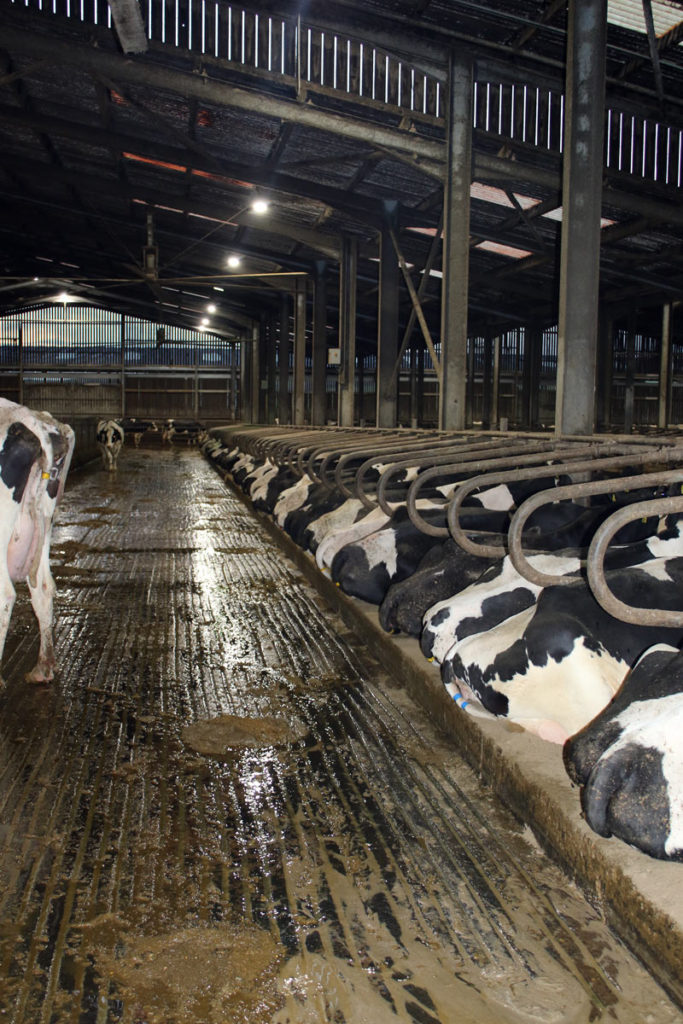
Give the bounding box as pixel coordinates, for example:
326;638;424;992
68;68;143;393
41;471;50;480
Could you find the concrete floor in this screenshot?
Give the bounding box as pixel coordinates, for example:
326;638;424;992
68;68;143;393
0;447;680;1023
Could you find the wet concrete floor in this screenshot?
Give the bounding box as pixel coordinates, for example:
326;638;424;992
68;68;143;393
0;447;680;1023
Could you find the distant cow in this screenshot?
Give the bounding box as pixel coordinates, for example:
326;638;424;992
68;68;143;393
97;419;124;471
121;417;158;447
565;643;683;861
0;398;74;684
162;419;207;446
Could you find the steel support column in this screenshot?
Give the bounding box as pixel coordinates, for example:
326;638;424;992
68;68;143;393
659;303;673;429
278;293;291;425
524;322;543;429
376;203;400;428
338;236;358;427
251;323;260;423
293;278;307;425
440;54;473;431
240;335;254;423
555;0;607;436
311;261;328;426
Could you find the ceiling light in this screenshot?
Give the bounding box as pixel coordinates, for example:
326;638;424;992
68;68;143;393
251;199;269;215
200;317;210;328
227;255;241;268
207;303;216;313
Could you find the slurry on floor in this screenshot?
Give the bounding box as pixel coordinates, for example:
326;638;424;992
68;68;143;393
0;447;679;1023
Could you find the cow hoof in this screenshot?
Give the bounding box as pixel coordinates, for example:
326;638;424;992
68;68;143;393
25;666;54;684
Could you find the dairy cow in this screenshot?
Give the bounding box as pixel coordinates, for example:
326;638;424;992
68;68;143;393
0;399;74;684
423;516;683;663
331;504;510;605
96;419;124;471
565;642;683;860
121;417;158;447
441;555;683;743
162;419;207;445
380;540;494;636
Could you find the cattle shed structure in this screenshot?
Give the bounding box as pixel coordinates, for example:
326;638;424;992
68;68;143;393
0;0;683;433
2;0;683;1020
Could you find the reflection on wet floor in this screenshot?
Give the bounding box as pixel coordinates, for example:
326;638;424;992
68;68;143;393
0;448;679;1023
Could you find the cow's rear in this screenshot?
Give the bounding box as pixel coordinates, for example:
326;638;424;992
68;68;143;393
0;398;74;683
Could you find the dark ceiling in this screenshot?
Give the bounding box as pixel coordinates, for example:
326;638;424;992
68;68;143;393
0;0;682;351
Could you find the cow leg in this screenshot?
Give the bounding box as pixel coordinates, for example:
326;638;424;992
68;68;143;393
26;528;56;683
0;561;16;687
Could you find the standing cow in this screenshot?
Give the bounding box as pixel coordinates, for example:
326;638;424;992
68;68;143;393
0;398;74;683
97;419;124;471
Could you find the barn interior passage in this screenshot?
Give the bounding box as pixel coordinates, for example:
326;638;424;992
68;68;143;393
0;448;680;1023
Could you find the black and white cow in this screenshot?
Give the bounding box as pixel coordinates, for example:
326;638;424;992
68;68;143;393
0;399;74;684
96;419;124;472
330;504;510;605
379;540;495;636
121;417;158;448
565;642;683;860
423;514;683;662
440;555;683;743
162;419;208;446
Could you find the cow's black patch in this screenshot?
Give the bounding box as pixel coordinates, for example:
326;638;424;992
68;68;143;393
0;422;42;502
566;644;683;785
582;742;675;859
456;586;537;643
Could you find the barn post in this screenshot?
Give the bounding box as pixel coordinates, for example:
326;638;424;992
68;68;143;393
492;335;501;429
376;202;400;428
659;303;673;429
311;260;328;426
409;344;418;427
120;314;126;419
252;322;261;423
230;342;238;421
338;235;358;427
481;334;493;429
598;309;614;429
555;0;608;436
293;277;307;425
278;292;291;425
439;53;473;432
523;322;542;429
240;326;256;423
18;322;23;407
257;312;268;422
266;313;278;423
624;310;637;433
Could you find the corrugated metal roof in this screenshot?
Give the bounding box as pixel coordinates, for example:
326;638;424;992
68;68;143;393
608;0;683;38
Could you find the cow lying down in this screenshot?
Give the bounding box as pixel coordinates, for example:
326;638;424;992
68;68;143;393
440;554;683;744
0;398;74;683
565;643;683;860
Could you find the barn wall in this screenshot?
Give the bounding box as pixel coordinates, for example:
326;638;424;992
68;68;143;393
0;305;241;425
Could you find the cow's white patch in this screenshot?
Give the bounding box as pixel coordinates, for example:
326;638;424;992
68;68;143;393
475;483;515;511
359;527;399;576
316;507;391;570
647;519;683;558
308;498;364;547
638;556;675;583
248;462;278;503
274;476;313;527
